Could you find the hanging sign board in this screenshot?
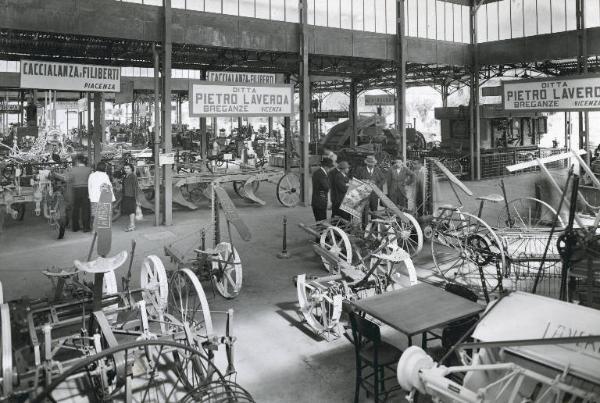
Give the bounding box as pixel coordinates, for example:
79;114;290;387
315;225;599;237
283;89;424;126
0;101;20;113
364;94;395;106
189;81;294;117
49;101;80;111
312;111;349;120
503;75;600;111
20;60;121;92
207;71;276;84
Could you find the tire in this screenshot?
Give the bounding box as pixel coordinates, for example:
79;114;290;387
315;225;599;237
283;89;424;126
12;203;25;221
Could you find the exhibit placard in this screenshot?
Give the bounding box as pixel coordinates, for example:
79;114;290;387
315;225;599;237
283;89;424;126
0;101;20;113
20;60;120;92
503;75;600;111
207;71;276;84
189;81;294;117
77;98;88;112
364;94;396;106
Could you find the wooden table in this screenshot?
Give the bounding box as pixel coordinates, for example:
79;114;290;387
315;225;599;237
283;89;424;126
350;283;485;348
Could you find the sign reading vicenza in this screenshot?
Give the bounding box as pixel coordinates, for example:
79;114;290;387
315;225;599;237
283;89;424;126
20;60;121;92
503;75;600;111
189;81;293;117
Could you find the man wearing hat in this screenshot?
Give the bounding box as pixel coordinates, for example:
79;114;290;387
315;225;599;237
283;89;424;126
354;155;385;213
329;160;351;220
387;159;416;209
311;157;334;222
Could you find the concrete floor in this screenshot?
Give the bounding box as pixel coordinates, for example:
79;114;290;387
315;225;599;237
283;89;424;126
0;171;545;402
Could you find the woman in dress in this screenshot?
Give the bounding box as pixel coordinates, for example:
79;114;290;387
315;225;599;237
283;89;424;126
122;163;140;232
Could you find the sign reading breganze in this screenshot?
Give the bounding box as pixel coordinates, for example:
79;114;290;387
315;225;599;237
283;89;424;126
189;81;293;117
20;60;120;92
503;75;600;111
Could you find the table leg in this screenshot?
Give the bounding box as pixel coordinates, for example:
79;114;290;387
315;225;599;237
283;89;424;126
408;336;412;347
421;332;427;349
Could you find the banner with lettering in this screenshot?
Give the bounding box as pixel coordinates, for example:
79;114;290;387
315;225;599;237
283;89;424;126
20;60;120;92
503;75;600;111
340;179;373;218
189;81;293;117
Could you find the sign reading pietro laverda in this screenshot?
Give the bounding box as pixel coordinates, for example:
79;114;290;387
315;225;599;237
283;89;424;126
20;60;120;92
189;81;293;117
503;75;600;111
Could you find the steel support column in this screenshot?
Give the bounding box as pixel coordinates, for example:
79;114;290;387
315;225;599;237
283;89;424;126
299;0;310;205
87;93;92;164
577;0;590;162
93;92;104;166
200;70;207;162
284;73;291;173
395;0;406;161
153;44;161;227
162;0;173;225
470;4;481;180
349;79;358;147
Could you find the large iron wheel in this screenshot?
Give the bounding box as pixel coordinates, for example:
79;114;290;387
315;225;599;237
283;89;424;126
168;268;214;339
431;210;505;302
31;340;225;402
319;226;352;273
497;197;565;229
296;274;343;336
211;242;243;299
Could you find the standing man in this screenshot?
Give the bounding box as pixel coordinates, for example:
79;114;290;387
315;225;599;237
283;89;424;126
354;155;385;212
329;161;351;220
386;159;416;209
311;157;334;222
60;155;92;232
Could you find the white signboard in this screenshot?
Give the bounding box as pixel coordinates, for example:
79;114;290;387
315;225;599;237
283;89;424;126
503;75;600;111
364;94;396;106
49;101;80;111
20;60;121;92
473;292;600;385
207;71;276;84
189;81;294;117
77;98;88;112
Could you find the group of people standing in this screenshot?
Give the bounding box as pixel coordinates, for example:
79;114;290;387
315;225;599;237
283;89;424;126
61;157;140;233
311;152;417;223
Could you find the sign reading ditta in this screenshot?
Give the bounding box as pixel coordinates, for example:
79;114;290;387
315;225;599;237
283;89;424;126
503;75;600;111
189;81;293;117
20;60;120;92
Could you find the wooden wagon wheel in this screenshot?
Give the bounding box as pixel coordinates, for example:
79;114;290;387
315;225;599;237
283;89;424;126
296;274;343;336
319;226;352;273
431;210;506;302
211;242;243;299
277;173;300;207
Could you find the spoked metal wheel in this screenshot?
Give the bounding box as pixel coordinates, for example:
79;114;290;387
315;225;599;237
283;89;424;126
211;242;243;299
497;197;565;229
368;239;419;292
1;304;13;398
181;380;256;403
319;227;352;273
181;183;209;204
31;340;225;403
431;210;506;302
140;255;169;316
276;173;300;207
296;274;343;336
365;213;423;257
168;268;214;339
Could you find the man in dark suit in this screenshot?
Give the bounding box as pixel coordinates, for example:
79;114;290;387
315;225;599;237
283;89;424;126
311;157;334;222
353;155;385;212
329;160;351;220
386;159;416;209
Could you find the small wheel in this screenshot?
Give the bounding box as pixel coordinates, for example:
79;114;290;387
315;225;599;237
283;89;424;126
319;227;352;273
233;180;260;198
277;173;300;207
296;274;343;336
211;242;243;299
168;268;214;338
216;159;225;167
497;197;565;229
1;304;13;397
140;255;169;316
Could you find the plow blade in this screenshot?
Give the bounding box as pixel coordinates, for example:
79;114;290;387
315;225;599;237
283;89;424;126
237;179;266;205
173;185;199;210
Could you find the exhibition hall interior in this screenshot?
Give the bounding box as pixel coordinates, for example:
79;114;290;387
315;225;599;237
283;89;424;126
0;0;599;402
